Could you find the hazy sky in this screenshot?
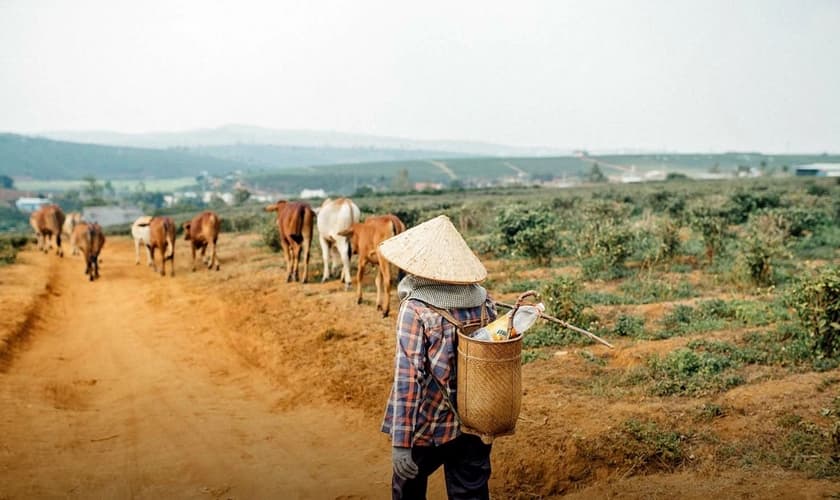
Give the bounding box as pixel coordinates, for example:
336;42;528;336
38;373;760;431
1;0;838;152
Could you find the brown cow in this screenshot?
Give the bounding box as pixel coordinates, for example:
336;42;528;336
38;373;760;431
264;200;314;283
29;204;66;257
147;216;176;277
183;211;221;272
71;222;105;281
339;214;406;317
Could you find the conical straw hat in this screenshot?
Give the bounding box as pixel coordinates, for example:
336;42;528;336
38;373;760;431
378;215;487;284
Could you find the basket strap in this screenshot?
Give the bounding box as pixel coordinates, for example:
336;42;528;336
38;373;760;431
417;302;493;436
423;305;464;427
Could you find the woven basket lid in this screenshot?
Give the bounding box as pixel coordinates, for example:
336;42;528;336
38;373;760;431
378;214;487;284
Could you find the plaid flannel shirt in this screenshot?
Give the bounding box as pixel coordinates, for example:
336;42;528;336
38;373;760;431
381;298;496;448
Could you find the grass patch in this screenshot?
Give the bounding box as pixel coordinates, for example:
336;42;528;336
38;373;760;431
521;350;550;365
619;276;696;304
773;414;840;478
319;327;347;342
499;278;543;294
653;298;786;339
646;348;745;396
578;350;607;366
576;418;690;475
523;323;593;348
582;291;627;305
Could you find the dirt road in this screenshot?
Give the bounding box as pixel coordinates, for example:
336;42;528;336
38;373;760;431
3;235;837;499
0;239;393;499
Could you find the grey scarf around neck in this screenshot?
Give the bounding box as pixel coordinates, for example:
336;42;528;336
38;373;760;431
398;275;487;309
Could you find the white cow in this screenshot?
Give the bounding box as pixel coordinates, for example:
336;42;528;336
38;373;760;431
131;216;154;266
62;212;83;256
316;198;360;289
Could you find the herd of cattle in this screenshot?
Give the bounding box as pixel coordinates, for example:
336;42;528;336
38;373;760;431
27;197;406;316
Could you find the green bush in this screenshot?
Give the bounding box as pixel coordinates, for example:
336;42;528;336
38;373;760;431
0;234;30;265
220;212;261;232
614;314;645;337
634;217;682;269
737;213;790;286
788;267;840;360
495;204;560;264
767;207;830;238
577;220;634;279
726;188;781;224
540;275;591;328
689;206;730;265
260;217;282;253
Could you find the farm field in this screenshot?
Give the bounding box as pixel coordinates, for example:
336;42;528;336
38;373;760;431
2;177;840;499
243;153;840;194
14;177;197;194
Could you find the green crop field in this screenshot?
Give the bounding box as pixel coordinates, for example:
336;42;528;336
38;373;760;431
244;153;840;194
15;177;197;194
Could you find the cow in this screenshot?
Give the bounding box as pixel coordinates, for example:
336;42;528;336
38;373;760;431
264;200;314;283
71;222;105;281
339;214;406;317
147;216;176;277
131;216;154;266
315;198;360;289
62;212;83;256
183;211;221;272
29;204;66;257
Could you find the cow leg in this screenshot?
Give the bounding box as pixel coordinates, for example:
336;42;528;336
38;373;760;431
134;238;141;265
355;256;366;305
290;243;301;282
210;239;219;271
319;236;331;282
160;247;166;277
375;270;384;313
191;243;197;272
168;245;175;277
301;237;311;284
56;233;63;258
145;242;153;267
280;238;292;282
379;254;392;317
148;245;158;273
337;238;352;290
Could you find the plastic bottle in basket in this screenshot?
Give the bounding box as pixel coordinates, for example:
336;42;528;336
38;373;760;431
471;303;545;342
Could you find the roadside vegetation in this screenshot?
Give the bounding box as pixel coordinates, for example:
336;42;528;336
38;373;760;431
3;173;839;494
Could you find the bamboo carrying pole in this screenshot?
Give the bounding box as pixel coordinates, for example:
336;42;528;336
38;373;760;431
494;300;615;349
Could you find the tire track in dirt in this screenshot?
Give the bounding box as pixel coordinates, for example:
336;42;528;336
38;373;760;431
0;240;392;499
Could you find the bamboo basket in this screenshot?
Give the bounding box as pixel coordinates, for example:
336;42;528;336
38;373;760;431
456;331;522;443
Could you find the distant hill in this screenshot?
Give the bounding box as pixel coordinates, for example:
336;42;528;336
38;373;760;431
38;124;571;157
0;133;473;181
185;143;472;169
0;133;252;180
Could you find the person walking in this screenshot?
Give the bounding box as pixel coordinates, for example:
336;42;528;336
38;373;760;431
378;215;497;500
